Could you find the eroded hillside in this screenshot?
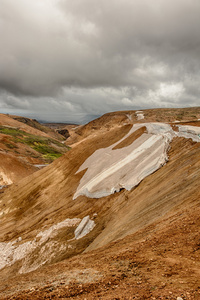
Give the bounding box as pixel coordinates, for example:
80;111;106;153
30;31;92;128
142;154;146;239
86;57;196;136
0;108;200;299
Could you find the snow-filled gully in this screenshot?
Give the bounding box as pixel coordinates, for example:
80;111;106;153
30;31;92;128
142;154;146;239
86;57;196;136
74;123;200;199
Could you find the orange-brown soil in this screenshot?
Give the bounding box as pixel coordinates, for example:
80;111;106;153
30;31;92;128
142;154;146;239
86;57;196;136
0;201;199;300
66;107;200;145
0;152;37;185
113;126;146;150
0;108;200;299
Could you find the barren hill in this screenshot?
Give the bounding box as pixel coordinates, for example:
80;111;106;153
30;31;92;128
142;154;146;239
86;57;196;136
0;108;200;299
66;107;200;145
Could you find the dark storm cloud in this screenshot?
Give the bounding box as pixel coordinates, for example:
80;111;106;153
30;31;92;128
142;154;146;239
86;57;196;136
0;90;30;109
0;0;200;122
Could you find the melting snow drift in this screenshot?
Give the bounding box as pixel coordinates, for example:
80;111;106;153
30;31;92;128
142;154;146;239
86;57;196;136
177;125;200;142
0;216;96;273
74;123;200;199
75;216;95;240
136;111;144;120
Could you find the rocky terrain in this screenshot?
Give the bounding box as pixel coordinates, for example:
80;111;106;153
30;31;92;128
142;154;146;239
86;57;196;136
0;107;200;299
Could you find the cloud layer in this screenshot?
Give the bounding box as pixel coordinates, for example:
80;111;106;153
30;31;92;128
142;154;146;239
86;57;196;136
0;0;200;122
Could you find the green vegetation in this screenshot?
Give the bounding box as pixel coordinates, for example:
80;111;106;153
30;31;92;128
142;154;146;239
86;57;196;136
0;126;70;162
12;116;65;141
0;127;23;137
43;153;63;160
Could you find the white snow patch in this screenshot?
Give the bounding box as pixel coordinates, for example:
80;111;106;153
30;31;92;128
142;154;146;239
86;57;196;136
0;172;12;185
145;123;173;136
34;164;49;169
176;125;200;142
37;218;80;243
135;111;144;120
0;185;6;190
0;218;80;271
137;114;144;120
19;241;67;274
126;114;132;121
73;123;175;199
74;216;95;240
74;122;200;200
0;240;36;271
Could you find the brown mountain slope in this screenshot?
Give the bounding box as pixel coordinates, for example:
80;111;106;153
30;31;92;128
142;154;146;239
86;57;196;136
10;115;64;141
1;200;199;299
0;108;200;299
66;107;200;145
0;114;70;185
0;152;37;186
0;114;51;138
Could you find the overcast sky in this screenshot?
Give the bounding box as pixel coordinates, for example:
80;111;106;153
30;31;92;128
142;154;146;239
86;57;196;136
0;0;200;123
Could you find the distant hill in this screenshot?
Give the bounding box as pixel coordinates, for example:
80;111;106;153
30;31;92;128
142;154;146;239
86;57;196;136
11;115;64;141
0;114;70;185
66;107;200;145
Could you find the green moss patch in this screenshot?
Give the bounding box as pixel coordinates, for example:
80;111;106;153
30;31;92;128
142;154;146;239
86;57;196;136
0;126;70;162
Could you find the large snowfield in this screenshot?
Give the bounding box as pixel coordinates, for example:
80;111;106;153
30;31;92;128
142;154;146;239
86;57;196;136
74;123;200;199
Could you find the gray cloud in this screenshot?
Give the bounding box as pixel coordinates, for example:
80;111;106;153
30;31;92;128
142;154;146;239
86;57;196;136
0;0;200;122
